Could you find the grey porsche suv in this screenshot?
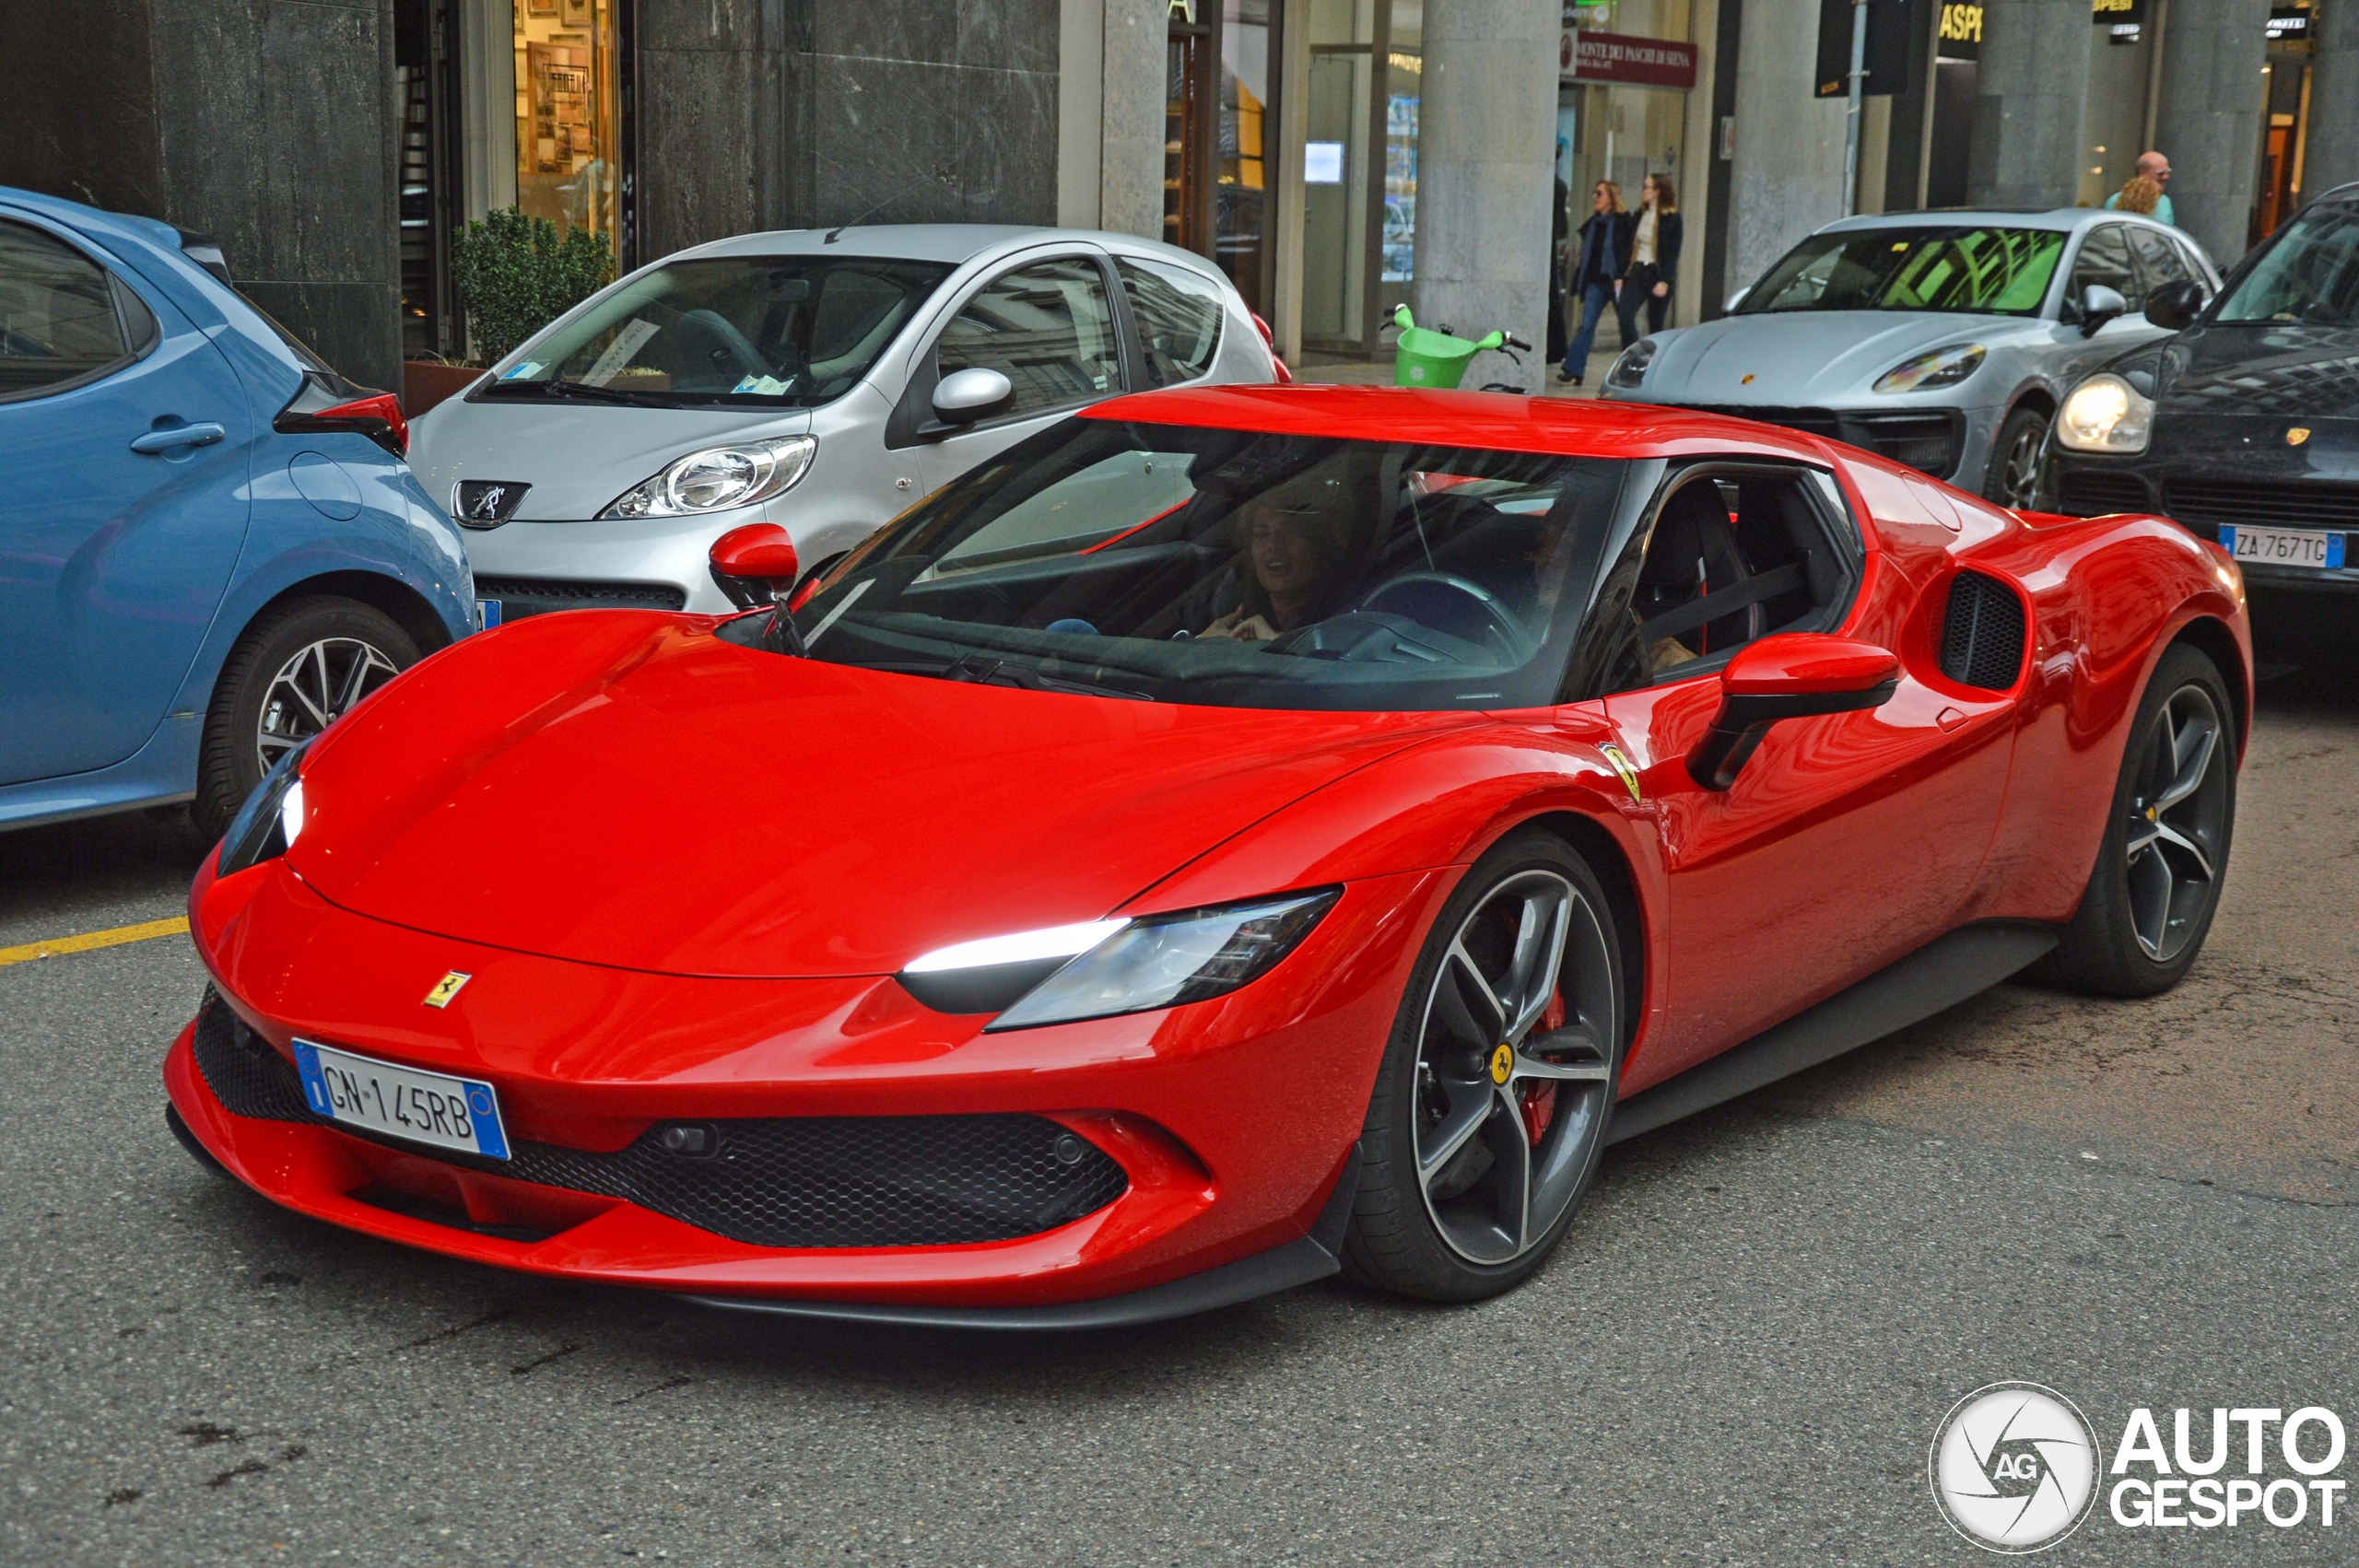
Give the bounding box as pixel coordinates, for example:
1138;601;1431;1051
1598;207;2220;507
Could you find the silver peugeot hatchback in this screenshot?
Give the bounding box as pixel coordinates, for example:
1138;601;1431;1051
408;226;1279;621
1597;208;2221;507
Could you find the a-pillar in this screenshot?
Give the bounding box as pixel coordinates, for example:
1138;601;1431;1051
2300;0;2359;207
1409;0;1560;392
1966;0;2092;209
2154;0;2271;267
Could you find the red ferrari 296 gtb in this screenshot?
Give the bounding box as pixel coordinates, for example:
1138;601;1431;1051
166;386;2248;1326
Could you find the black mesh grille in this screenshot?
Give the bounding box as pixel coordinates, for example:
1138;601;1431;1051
183;989;1128;1247
2161;478;2359;532
2058;468;2153;517
1669;404;1846;439
472;577;687;617
1661;405;1959;477
1940;571;2026;690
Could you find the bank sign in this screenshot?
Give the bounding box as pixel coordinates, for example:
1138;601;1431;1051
1558;29;1699;88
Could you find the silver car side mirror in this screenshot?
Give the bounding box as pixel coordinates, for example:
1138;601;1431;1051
1724;286;1750;312
933;367;1014;427
2077;284;2128;338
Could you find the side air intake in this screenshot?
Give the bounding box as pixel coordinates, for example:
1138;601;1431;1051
1939;571;2025;690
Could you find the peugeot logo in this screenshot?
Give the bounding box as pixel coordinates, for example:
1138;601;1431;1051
452;479;531;530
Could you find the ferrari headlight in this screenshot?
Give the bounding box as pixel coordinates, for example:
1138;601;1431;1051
2055;372;2154;454
216;740;311;878
599;435;816;519
1872;343;1986;394
895;890;1341;1027
1607;338;1656;390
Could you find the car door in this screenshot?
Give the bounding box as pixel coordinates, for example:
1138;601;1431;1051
888;252;1128;495
0;213;255;784
1596;461;2016;1080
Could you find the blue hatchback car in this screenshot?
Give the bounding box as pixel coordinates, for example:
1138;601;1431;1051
0;187;474;840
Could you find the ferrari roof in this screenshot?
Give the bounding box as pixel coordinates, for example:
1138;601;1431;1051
1083;384;1836;465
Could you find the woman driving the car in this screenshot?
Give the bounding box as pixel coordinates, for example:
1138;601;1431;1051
1201;472;1361;642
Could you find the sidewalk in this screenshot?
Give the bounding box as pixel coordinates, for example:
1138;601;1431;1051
1292;321;1627;399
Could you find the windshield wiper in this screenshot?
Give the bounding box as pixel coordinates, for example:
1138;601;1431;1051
874;654;1155;701
487;377;647;405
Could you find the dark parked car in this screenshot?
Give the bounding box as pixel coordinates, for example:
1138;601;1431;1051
2048;182;2359;596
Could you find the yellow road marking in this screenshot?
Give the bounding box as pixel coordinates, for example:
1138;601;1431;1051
0;916;190;966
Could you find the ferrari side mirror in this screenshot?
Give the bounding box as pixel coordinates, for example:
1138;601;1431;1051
709;522;801;609
1686;635;1901;790
2144;278;2206;333
2077;283;2129;338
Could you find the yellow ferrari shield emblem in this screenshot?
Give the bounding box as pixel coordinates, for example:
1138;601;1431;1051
1600;742;1643;804
2288;426;2312;446
1489;1044;1515;1084
422;971;472;1009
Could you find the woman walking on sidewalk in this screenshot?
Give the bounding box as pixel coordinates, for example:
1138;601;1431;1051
1555;181;1633;387
1616;174;1683;342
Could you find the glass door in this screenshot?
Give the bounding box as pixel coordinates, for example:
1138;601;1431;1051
1168;6;1218;257
1302;0;1387;354
1216;0;1275;315
514;0;626;258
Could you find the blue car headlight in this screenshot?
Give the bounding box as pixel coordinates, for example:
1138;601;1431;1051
896;890;1342;1028
216;740;312;878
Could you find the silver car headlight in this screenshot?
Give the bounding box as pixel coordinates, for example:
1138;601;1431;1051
1872;343;1986;394
896;890;1341;1029
2054;373;2154;455
1606;338;1656;390
598;435;816;519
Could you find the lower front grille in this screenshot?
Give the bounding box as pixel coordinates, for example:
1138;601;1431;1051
1667;404;1960;478
472;576;688;619
2161;477;2359;532
2058;468;2153;517
185;989;1129;1247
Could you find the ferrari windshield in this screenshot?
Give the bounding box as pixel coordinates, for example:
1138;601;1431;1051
1737;226;2066;317
783;418;1635;711
482;255;952;407
2216;202;2359;325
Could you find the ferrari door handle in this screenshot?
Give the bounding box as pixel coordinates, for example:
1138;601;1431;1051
130;422;226;454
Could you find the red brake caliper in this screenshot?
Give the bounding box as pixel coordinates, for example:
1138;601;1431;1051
1520;992;1566;1144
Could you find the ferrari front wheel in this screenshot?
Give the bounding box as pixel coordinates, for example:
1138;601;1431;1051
2043;643;2236;996
1344;828;1623;1302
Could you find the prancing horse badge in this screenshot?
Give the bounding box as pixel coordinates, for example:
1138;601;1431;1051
1599;743;1644;804
423;971;472;1009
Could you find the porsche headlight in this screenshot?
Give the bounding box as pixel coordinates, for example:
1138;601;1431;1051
599;435;816;519
2055;372;2154;454
896;890;1341;1028
1872;343;1986;394
216;740;311;877
1606;338;1656;390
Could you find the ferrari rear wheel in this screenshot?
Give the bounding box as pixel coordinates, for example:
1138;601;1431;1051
1344;829;1623;1302
2042;643;2236;996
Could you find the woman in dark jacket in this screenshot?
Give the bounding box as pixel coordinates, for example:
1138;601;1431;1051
1555;181;1636;386
1615;173;1683;342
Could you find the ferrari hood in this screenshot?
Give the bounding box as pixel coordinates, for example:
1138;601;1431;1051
288;614;1467;978
1642;310;2022;404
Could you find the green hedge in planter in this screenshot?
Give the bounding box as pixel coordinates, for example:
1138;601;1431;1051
452;208;616;365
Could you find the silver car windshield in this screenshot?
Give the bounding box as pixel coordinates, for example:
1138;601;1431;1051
484;255;951;407
782;418;1633;712
1738;226;2067;317
2217;203;2359;325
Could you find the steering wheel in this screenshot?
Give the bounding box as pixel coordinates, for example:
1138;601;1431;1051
1262;610;1498;666
1355;572;1532;664
677;308;803;388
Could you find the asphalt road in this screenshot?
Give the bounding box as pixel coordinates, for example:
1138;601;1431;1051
4;602;2353;1568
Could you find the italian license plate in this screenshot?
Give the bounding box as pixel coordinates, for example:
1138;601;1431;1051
476;598;504;628
292;1040;511;1159
2220;525;2347;569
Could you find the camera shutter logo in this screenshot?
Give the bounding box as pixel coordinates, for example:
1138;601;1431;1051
1929;1383;2103;1552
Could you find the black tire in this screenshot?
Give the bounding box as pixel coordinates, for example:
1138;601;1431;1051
1983;404;2051;509
194;597;419;842
1343;827;1625;1303
2040;643;2236;996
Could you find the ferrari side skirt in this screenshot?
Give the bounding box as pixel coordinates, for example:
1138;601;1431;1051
687;1145;1363;1332
1605;921;2060;1144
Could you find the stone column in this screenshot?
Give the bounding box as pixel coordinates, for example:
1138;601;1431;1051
2302;0;2359;205
1966;0;2093;209
1410;0;1559;391
2154;0;2271;267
